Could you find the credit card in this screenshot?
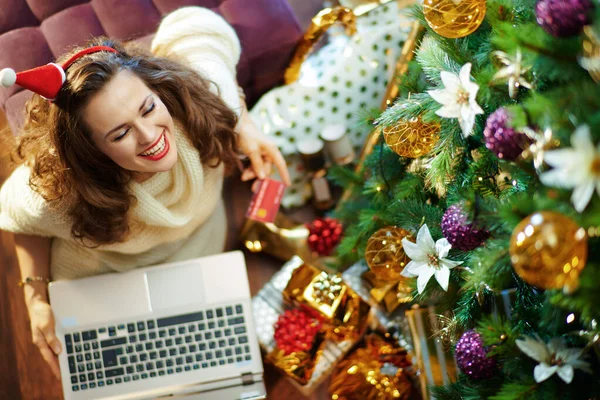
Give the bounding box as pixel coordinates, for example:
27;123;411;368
245;178;286;223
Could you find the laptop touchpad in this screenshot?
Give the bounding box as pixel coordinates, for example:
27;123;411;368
146;262;206;311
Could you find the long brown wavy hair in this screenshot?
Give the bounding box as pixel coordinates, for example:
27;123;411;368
13;37;240;246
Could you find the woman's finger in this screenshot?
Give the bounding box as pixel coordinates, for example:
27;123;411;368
33;328;61;379
265;144;290;185
247;150;266;180
41;325;62;356
241;168;257;182
263;160;272;177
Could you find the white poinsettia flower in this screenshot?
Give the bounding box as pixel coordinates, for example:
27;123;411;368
539;125;600;213
427;62;484;138
400;224;463;294
516;336;592;384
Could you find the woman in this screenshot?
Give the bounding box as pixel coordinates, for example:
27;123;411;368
0;7;290;378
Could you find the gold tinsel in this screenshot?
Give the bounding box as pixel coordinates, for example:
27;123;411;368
383;117;440;158
423;0;486;39
509;211;588;293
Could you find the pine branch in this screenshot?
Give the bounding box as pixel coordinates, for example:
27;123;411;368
489;382;537;400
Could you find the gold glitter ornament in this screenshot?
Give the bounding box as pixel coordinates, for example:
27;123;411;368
423;0;486;39
365;227;413;281
383;117;440;158
509;211;588;293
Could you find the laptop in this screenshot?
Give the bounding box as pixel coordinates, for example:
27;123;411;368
48;251;266;400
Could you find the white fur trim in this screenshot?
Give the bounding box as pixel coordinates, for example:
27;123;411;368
0;68;17;87
49;62;66;83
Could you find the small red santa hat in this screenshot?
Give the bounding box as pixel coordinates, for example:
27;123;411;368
0;45;118;101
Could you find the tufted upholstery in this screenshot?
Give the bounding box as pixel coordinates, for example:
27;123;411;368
0;0;304;134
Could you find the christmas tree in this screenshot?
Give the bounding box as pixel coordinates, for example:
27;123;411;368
332;0;600;398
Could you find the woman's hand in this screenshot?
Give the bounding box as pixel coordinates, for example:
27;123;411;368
237;125;291;186
27;298;62;379
234;94;291;186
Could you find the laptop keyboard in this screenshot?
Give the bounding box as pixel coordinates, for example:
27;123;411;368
65;304;252;393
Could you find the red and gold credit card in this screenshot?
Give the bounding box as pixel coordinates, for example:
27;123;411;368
245;178;286;223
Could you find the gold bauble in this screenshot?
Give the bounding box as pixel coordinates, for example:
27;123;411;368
509;211;588;293
383;117;440;158
365;227;413;281
423;0;486;39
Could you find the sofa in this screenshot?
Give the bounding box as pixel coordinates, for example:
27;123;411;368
0;0;313;134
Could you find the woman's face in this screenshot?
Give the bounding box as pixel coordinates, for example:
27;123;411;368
84;70;178;181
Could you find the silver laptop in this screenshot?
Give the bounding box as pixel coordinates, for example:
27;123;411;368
48;251;266;400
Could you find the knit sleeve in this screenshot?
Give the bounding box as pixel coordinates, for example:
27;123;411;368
0;166;61;237
151;7;242;116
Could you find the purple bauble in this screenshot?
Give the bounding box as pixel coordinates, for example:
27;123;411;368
441;204;490;251
535;0;594;38
455;330;497;380
483;108;531;161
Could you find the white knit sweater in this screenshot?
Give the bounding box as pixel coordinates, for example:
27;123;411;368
0;7;242;280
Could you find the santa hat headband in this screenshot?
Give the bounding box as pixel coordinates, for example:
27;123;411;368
0;46;118;101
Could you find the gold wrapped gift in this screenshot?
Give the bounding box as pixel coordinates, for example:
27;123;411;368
329;333;418;400
253;257;370;395
283;262;371;340
240;213;314;262
363;270;413;313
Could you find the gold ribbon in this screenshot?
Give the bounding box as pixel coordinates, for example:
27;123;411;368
284;6;357;85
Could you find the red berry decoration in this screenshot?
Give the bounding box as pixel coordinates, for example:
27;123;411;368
274;309;322;355
306;217;343;256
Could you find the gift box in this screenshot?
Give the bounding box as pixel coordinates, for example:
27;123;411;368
252;256;371;396
342;260;413;313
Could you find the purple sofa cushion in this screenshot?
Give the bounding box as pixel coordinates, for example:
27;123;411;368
0;0;303;134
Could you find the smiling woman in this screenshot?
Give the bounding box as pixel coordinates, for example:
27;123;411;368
86;72;179;180
0;6;290;379
9;32;242;248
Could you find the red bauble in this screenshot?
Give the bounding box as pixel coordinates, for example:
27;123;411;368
274;309;322;355
306;217;343;256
